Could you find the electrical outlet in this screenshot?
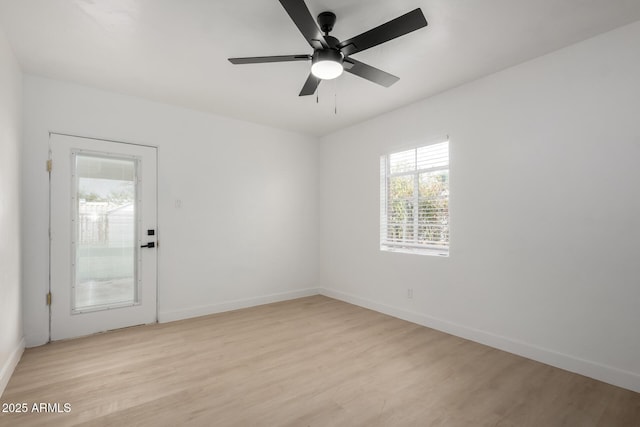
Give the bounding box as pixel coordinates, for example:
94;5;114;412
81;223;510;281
407;288;413;299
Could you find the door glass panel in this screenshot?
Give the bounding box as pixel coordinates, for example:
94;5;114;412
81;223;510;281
73;154;138;312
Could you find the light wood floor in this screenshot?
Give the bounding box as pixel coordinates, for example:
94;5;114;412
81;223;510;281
1;295;638;426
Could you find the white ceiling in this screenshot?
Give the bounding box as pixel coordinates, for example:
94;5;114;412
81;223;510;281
1;0;639;136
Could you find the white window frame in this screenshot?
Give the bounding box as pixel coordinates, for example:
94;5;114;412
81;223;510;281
380;139;450;257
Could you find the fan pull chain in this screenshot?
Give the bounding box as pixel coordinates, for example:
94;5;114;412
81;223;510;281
334;79;338;115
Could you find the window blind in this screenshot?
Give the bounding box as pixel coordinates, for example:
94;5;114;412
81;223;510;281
380;140;449;255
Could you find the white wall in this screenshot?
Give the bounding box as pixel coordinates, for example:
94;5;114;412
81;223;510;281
319;21;640;392
0;27;23;396
22;76;319;346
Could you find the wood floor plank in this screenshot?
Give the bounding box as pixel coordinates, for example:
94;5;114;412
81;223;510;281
1;296;638;426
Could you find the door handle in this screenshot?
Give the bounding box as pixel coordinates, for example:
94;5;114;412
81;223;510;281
140;242;155;248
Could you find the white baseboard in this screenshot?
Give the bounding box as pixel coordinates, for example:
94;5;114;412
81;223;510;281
158;288;320;323
0;337;25;398
319;288;640;393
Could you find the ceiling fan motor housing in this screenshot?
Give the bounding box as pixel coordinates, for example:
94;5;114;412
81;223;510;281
317;11;336;34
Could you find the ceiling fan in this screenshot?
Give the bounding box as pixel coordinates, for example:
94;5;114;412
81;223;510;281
228;0;428;96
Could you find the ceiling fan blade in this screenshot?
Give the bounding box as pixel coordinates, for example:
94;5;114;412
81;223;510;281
299;73;321;96
228;54;311;64
337;8;427;56
279;0;328;49
343;58;399;87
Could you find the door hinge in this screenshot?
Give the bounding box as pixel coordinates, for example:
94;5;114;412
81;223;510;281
46;292;52;306
46;159;52;172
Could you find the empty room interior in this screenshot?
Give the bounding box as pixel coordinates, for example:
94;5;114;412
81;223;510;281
1;0;640;425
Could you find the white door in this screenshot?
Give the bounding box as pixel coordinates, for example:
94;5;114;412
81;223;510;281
49;134;157;341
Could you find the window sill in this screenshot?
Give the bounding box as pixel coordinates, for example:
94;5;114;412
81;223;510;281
380;246;449;257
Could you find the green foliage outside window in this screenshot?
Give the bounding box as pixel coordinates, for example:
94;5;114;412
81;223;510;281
387;170;449;247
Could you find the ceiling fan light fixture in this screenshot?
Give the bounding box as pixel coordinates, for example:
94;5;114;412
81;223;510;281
311;49;344;80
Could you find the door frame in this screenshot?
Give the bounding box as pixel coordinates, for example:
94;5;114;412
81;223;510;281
47;132;160;342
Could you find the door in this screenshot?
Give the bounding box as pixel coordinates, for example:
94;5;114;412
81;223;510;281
49;134;157;340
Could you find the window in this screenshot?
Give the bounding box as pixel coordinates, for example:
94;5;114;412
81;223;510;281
380;140;449;256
